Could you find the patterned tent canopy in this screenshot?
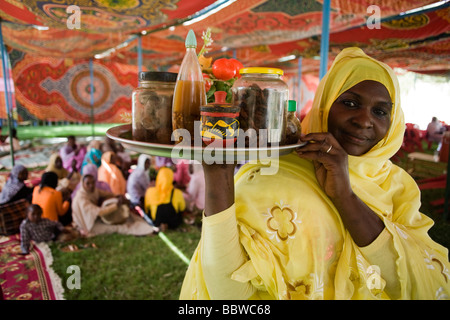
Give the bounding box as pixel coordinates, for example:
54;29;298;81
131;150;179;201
0;0;449;123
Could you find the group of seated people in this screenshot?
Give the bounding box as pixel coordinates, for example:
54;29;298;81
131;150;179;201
0;127;21;153
0;135;205;254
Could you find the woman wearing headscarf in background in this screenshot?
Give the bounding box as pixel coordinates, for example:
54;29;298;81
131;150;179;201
59;135;86;172
0;164;33;205
46;153;80;191
81;144;102;174
180;47;450;300
32;171;71;225
144;167;185;231
72;173;155;237
185;161;205;216
97;151;127;195
71;163;112;199
127;154;152;210
173;159;191;191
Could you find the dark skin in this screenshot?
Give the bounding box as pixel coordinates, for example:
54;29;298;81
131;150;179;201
17;167;29;182
82;174;128;206
18;206;43;255
203;80;392;247
27;205;43;224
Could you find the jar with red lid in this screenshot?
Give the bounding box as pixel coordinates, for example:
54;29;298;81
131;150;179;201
200;91;240;147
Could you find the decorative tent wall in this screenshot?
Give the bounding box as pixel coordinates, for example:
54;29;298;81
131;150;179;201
0;0;449;124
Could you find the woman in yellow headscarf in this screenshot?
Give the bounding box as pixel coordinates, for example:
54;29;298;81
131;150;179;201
144;167;185;230
180;48;450;300
45;152;81;191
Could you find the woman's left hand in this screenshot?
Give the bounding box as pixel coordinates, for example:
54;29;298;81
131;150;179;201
295;133;352;200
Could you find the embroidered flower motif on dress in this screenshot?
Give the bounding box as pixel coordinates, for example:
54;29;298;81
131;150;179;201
424;250;450;282
264;200;301;242
285;273;324;300
246;168;261;182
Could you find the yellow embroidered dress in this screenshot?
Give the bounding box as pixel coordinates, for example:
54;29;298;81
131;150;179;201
180;48;450;300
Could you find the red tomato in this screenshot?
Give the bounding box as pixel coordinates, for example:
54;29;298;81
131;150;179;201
229;58;244;78
203;73;212;92
212;58;236;81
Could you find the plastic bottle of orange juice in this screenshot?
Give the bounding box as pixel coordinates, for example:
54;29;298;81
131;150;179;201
172;29;207;145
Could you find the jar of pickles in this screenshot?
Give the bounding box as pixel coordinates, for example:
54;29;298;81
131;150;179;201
132;71;177;144
231;67;289;147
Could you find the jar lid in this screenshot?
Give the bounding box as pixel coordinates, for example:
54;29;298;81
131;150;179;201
239;67;284;75
139;71;178;82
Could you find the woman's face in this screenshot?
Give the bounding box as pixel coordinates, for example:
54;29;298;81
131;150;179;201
55;156;63;168
18;168;28;181
327;80;392;156
83;175;96;193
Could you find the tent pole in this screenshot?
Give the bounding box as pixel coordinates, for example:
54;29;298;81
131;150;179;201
138;35;142;74
297;57;302;112
89;59;95;138
319;0;331;79
444;148;450;220
0;21;15;166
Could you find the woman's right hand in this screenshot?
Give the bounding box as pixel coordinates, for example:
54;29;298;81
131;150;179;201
202;163;236;217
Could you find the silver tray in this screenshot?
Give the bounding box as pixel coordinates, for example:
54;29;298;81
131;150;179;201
106;124;305;162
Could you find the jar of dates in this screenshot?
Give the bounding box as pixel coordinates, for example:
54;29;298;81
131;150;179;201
132;71;177;144
231;67;288;147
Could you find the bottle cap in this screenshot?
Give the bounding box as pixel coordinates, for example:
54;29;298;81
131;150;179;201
214;91;227;104
185;29;197;48
288;100;297;112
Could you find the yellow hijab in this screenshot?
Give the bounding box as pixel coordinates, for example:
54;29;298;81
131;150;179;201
302;47;405;178
46;153;68;179
148;167;174;206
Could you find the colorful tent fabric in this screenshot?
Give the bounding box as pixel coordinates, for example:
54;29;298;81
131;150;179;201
0;0;449;123
1;54;138;122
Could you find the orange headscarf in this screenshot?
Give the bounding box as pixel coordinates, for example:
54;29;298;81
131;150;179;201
97;151;126;195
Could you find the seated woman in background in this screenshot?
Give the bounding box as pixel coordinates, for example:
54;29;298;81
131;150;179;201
72;173;155;237
98;151;127;196
144;167;185;231
32;171;71;226
80;142;102;174
59;135;86;172
173;159;191;191
71;163;112;199
45;153;81;191
0;164;33;205
0;128;21;152
185;161;205;218
127;154;152;211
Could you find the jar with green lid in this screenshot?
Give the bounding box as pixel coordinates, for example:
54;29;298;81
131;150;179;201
132;71;177;144
231;67;289;147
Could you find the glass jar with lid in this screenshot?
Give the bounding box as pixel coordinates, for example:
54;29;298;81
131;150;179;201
132;71;177;144
231;67;289;147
